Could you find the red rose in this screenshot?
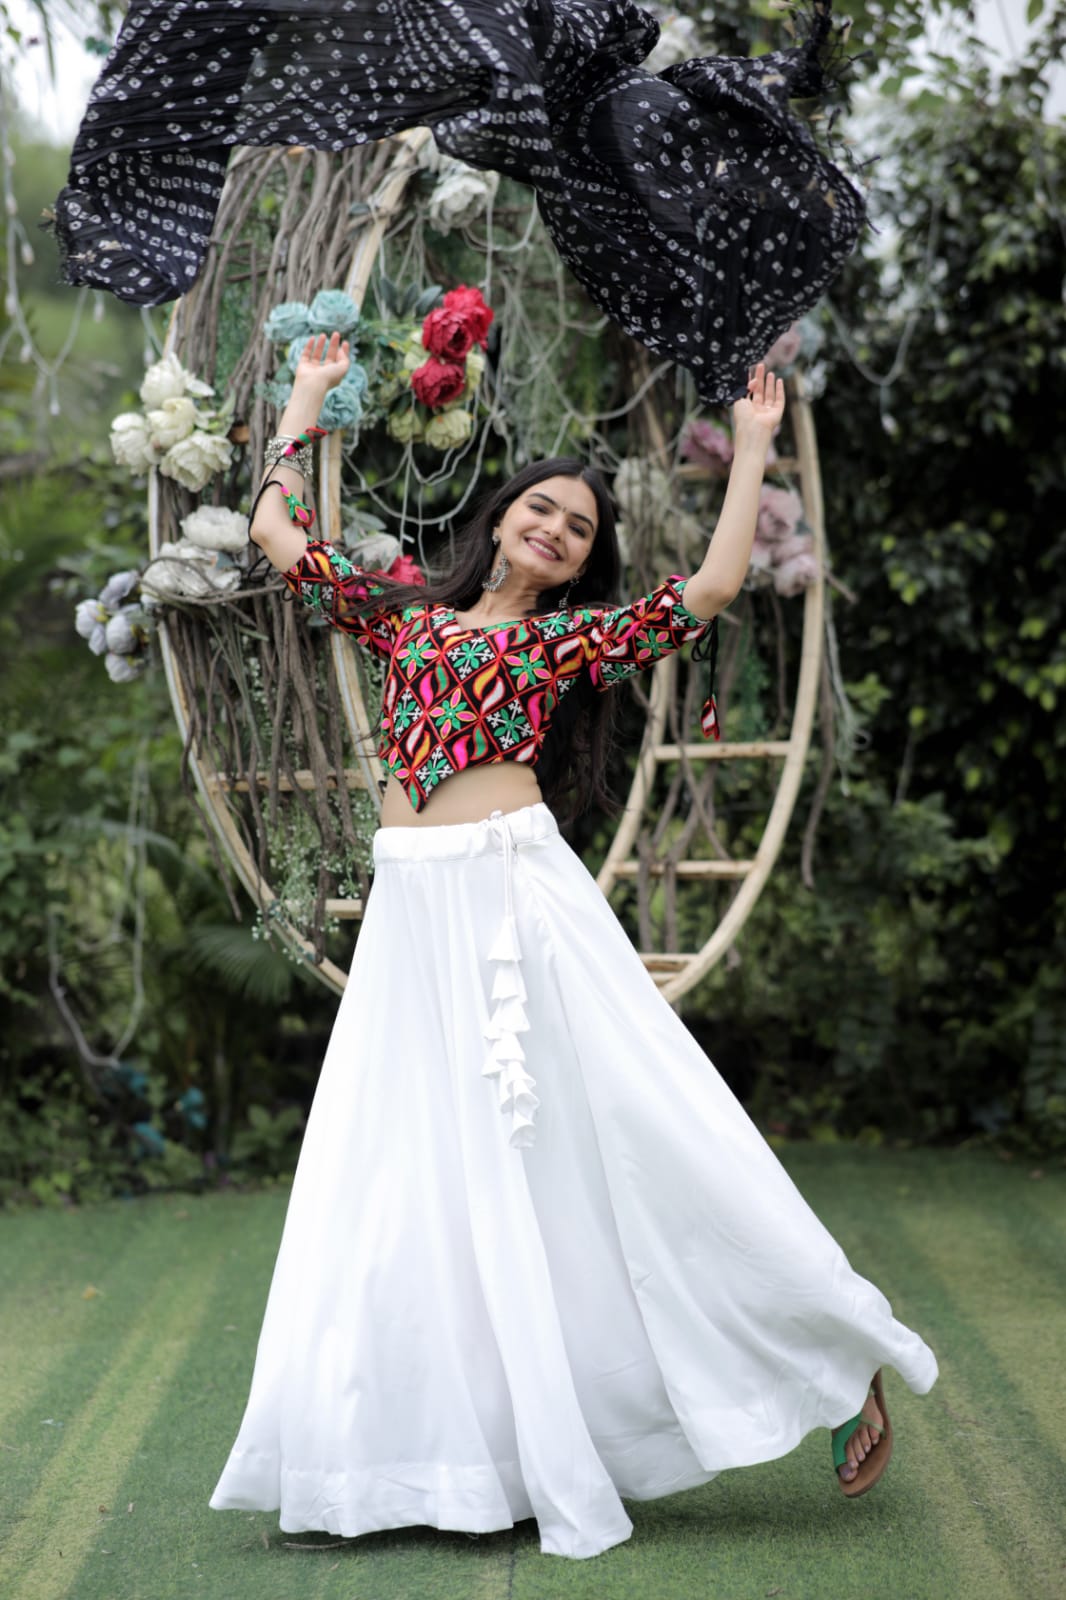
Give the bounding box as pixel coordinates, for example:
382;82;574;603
442;285;494;348
410;356;466;409
421;306;476;362
387;553;425;586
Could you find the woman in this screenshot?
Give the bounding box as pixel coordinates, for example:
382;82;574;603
209;333;938;1559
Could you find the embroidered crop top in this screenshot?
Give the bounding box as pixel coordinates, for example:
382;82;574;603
283;539;716;813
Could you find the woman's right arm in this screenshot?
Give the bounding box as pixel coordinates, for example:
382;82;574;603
249;331;351;573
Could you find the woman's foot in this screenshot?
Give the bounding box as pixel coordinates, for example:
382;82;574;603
834;1386;884;1485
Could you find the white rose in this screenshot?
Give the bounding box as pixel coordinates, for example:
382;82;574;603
159;430;234;493
181;505;250;553
110;412;158;473
147;395;198;451
141;540;240;604
140;351;213;407
612;458;672;520
345;530;401;570
428;165;499;232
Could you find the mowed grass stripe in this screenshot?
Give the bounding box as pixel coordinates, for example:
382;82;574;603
0;1195;242;1519
0;1204;155;1443
0;1204;233;1600
792;1147;1066;1598
64;1187;517;1600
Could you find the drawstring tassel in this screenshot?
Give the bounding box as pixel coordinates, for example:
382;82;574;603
692;617;721;742
481;819;539;1147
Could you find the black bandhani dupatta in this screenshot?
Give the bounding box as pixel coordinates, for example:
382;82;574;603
49;0;864;404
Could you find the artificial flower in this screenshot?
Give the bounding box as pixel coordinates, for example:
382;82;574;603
318;384;363;431
386;552;426;585
306;289;361;337
347;530;402;569
424;407;474;450
747;539;775;581
441;285;493;347
386;407;425;444
74;598;108;654
771;531;815;568
109;412;157;473
756;486;804;545
181;505;250;553
141;541;241;603
264;301;313;344
763;322;803;373
98;569;141;610
681;418;734;472
146;394;198;451
773;547;820;597
159;430;234;493
140;351;213;407
463;346;486;396
105;651;145;683
104;608;142;655
427;167;499;232
410;357;466;410
422;305;477;362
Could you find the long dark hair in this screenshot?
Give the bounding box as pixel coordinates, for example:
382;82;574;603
343;458;626;823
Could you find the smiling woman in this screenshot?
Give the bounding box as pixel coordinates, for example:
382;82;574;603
207;337;939;1557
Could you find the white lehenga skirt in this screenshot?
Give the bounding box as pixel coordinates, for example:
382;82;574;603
209;802;938;1559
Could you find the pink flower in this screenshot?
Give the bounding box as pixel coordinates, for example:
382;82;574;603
771;531;814;567
764;323;803;372
757;486;804;545
748;538;776;580
773;548;820;597
386;552;425;586
409;356;466;409
681;418;734;472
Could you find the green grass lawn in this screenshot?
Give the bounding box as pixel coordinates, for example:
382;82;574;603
1;1146;1064;1600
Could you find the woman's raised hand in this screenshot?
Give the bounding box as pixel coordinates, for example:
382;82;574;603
732;361;786;446
293;331;350;393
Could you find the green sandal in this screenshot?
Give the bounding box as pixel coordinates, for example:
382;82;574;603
832;1369;893;1498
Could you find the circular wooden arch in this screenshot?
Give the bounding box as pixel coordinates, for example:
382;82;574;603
148;134;824;1002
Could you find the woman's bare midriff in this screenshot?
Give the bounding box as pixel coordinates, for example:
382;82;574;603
377;763;544;828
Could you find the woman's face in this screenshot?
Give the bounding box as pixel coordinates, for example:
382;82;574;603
494;474;598;590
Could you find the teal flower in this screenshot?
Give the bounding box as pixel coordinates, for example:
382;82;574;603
318;386;363;430
264;301;312;343
307;289;361;336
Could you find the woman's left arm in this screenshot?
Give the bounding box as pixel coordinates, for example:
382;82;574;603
680;363;786;622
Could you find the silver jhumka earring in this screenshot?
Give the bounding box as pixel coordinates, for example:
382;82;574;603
482;531;510;592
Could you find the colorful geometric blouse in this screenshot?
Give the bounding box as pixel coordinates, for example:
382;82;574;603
284;539;715;813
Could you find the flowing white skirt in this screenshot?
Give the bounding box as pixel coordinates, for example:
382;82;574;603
209;802;938;1559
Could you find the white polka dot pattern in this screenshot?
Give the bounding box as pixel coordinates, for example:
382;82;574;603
51;0;864;404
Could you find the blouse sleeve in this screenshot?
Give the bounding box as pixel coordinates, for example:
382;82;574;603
282;539;397;659
584;575;713;692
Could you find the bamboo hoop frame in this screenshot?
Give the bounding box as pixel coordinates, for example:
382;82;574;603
597;369;826;1003
146;133;825;1003
147;138;431;993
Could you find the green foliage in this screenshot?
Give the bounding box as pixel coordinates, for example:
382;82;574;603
3;2;1066;1212
678;21;1066;1153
